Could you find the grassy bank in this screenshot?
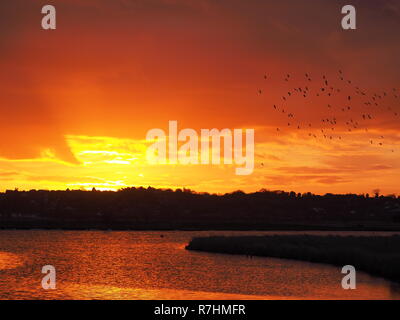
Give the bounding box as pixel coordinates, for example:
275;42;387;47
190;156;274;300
186;235;400;282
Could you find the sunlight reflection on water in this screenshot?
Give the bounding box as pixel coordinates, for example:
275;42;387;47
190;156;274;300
0;230;399;300
0;251;24;270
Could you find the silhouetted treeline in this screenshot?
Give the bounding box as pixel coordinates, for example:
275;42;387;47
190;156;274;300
0;187;399;230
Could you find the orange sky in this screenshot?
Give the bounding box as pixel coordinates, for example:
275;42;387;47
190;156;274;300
0;0;399;195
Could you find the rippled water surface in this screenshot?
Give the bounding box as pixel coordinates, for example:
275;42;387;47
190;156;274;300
0;230;399;300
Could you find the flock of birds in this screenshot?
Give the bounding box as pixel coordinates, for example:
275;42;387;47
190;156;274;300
258;70;399;154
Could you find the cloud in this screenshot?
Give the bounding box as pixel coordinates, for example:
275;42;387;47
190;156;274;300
263;174;351;186
0;0;398;194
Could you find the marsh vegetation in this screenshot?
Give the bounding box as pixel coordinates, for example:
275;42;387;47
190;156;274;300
186;235;400;282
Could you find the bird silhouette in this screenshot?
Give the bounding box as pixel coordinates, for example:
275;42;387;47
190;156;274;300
258;71;399;153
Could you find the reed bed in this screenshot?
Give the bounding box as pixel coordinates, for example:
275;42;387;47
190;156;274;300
186;235;400;281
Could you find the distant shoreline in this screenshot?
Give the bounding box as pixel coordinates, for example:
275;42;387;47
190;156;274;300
185;235;400;283
1;189;399;233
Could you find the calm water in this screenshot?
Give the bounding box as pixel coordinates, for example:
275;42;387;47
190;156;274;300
0;230;399;300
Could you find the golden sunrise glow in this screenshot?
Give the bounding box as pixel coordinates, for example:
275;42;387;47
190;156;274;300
0;0;398;195
0;129;397;194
